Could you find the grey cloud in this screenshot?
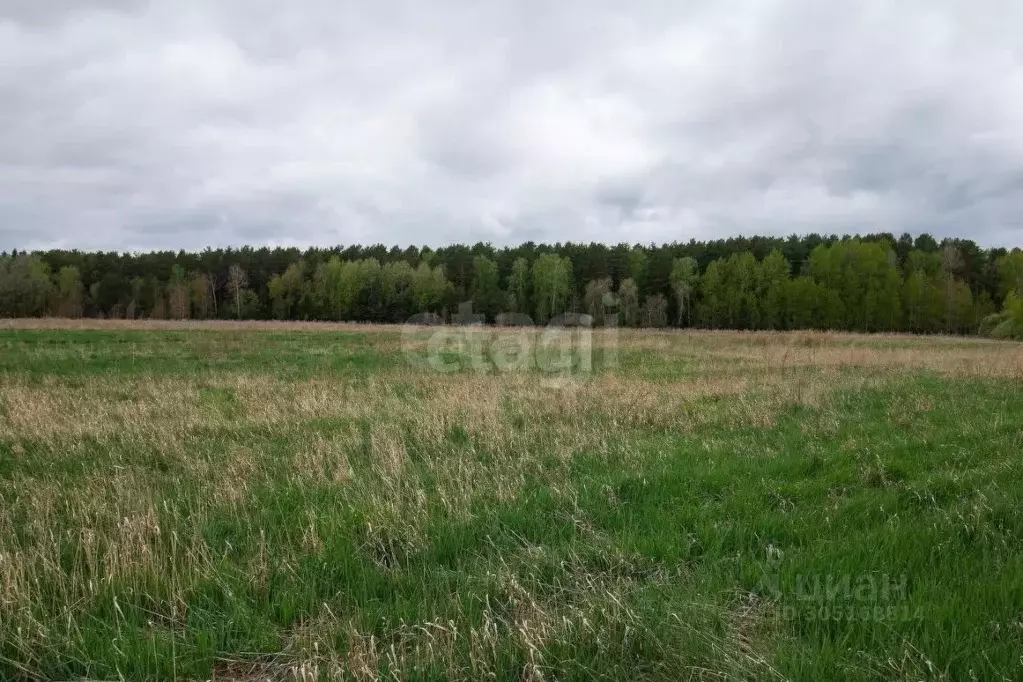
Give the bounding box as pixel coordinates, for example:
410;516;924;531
2;0;1022;252
0;0;141;28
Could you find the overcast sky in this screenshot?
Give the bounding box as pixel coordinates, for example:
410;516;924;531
2;0;1022;252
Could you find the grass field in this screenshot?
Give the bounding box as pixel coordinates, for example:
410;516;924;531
1;320;1022;681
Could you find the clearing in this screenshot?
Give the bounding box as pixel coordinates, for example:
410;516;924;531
0;321;1021;680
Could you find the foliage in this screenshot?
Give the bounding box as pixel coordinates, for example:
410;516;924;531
669;257;699;326
268;261;308;319
583;277;613;326
54;265;84;318
989;291;1023;340
641;293;668;328
617;278;640;327
996;250;1023;298
505;257;531;315
470;256;502;322
0;235;1018;337
0;254;53;317
531;253;574;324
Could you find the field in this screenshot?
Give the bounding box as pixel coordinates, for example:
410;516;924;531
1;320;1022;681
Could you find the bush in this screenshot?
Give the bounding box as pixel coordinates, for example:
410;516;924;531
979;312;1004;338
986;291;1023;340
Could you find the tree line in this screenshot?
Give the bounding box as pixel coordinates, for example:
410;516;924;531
1;233;1021;339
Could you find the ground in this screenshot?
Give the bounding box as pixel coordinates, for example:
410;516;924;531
0;319;1022;681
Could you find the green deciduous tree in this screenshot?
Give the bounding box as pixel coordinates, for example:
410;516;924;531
410;262;451;315
380;260;414;321
532;253;574;324
946;279;975;335
627;248;648;296
784;276;822;330
902;252;945;333
617;278;640;328
167;265;190;320
5;234;1015;335
807;240;902;332
190;272;215;319
268;261;307;319
698;260;727;328
758;250;790;330
313;257;346;320
506;257;531;316
583;277;613;326
996;251;1023;299
53;265;84;318
0;254;53;317
985;291;1023;339
470;256;502;322
669;257;700;326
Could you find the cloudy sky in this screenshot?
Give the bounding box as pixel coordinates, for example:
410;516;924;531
2;0;1022;252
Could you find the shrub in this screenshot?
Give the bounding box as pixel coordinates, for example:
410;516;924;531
987;291;1023;340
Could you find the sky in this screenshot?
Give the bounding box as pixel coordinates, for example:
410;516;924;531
2;0;1023;252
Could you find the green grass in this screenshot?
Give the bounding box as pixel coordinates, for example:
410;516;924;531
0;324;1021;680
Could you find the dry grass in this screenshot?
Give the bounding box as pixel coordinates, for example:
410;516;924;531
0;323;1021;680
0;317;405;333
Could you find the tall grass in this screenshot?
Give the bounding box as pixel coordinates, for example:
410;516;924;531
0;323;1021;680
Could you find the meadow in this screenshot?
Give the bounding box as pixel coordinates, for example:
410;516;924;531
0;319;1022;681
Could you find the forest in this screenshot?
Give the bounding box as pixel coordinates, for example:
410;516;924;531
1;232;1022;338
